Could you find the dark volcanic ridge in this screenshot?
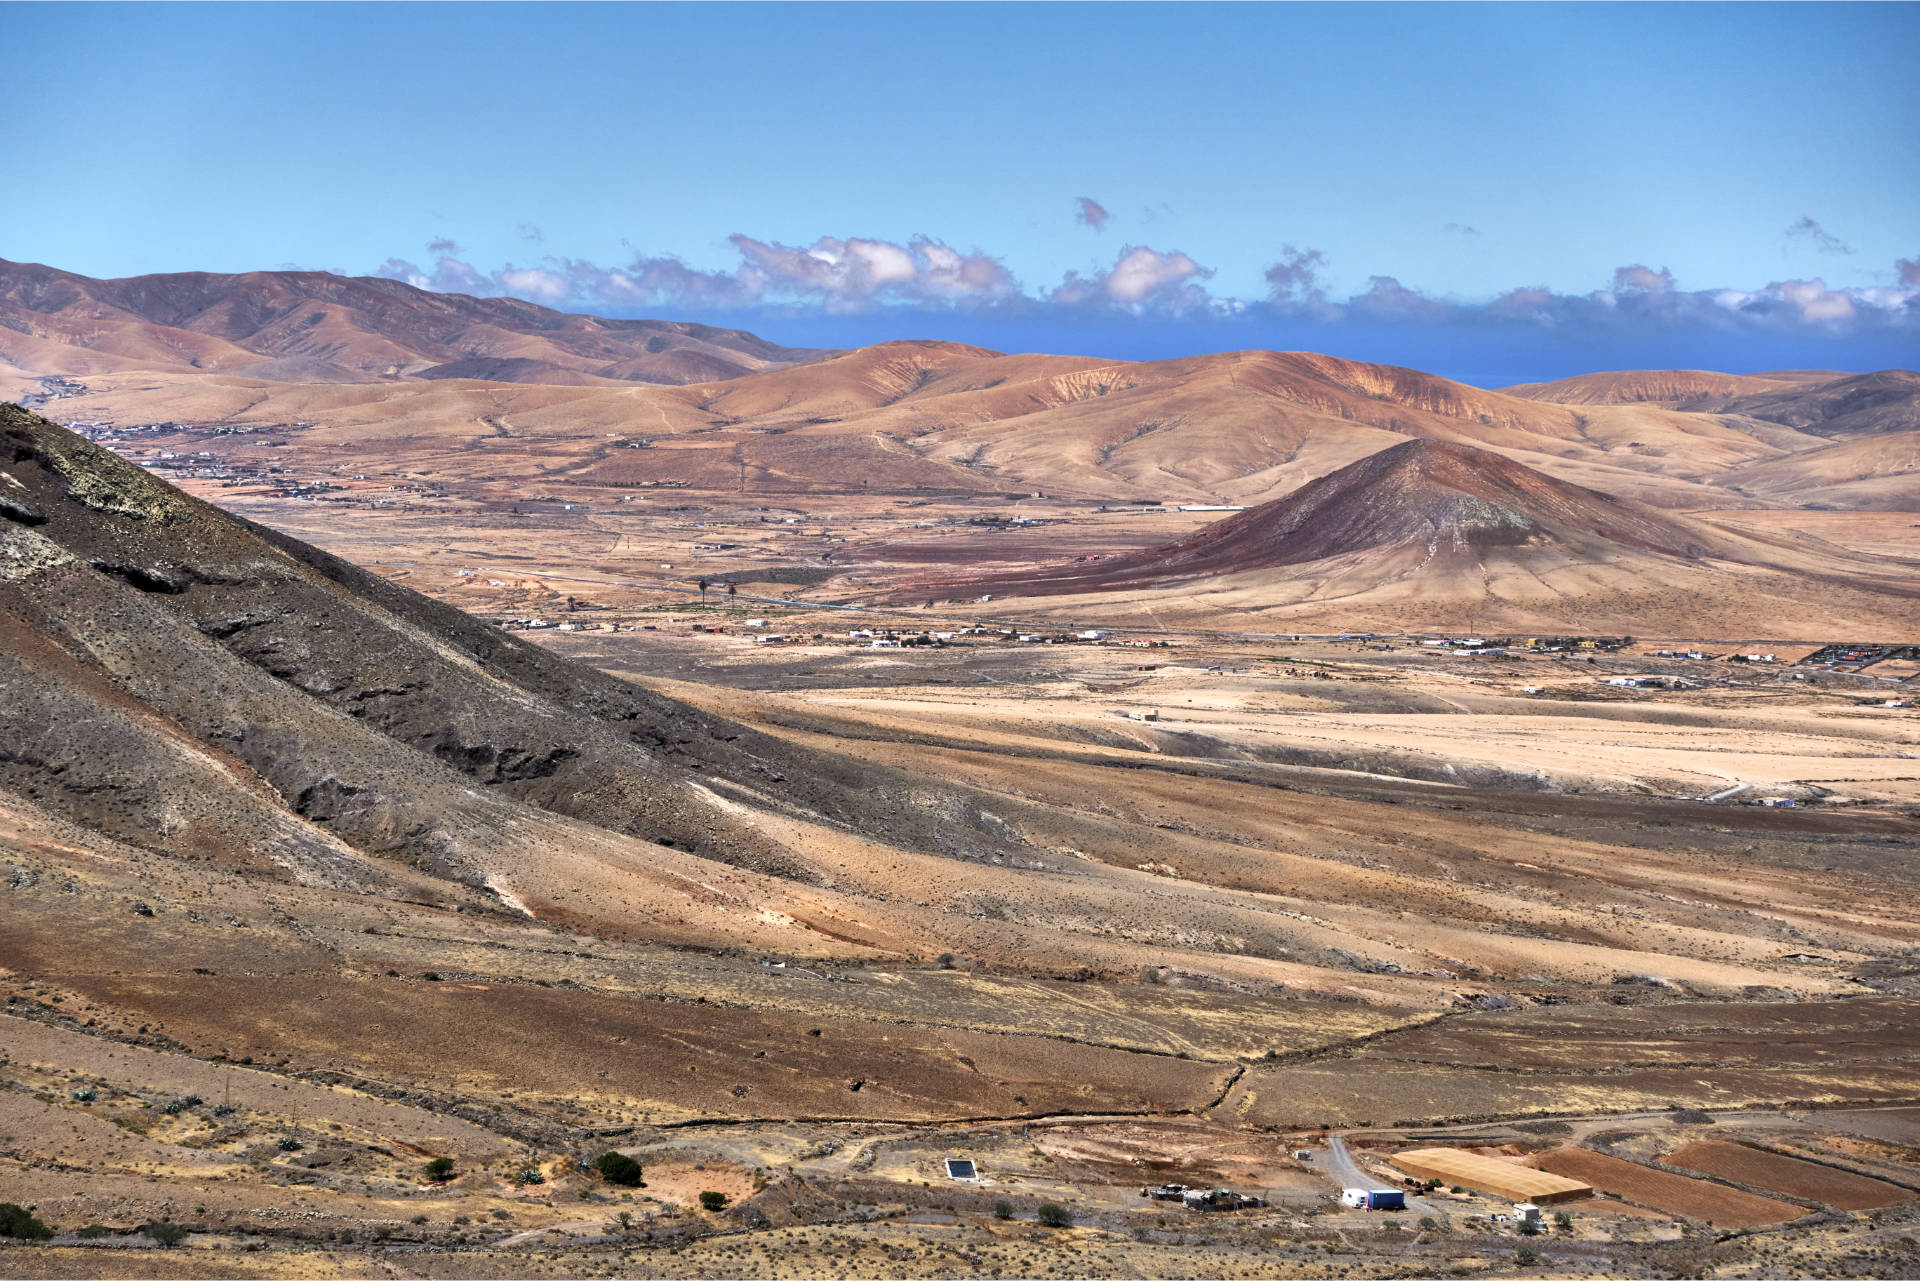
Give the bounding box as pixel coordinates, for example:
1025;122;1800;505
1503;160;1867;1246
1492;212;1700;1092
0;402;1027;911
928;439;1740;598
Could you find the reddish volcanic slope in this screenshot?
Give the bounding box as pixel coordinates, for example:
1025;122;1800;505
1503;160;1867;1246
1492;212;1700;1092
939;439;1733;597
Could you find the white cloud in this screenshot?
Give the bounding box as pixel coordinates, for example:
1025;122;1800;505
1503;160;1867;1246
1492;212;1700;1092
495;267;569;305
1774;278;1855;324
1049;245;1218;314
373;236;1920;338
1609;264;1675;294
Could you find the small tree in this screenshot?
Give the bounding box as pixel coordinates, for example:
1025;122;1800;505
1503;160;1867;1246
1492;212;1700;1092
698;1191;729;1212
992;1199;1015;1220
697;577;710;602
1036;1203;1073;1228
595;1151;644;1187
1515;1244;1538;1266
0;1203;53;1240
1553;1210;1572;1231
142;1221;190;1247
422;1156;456;1182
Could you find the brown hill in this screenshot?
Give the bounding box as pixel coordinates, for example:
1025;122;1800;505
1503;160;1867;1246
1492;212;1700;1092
0;258;827;385
1498;369;1920;506
1719;432;1920;511
1502;369;1845;407
937;440;1738;598
918;439;1920;634
570;345;1811;508
1717;369;1920;436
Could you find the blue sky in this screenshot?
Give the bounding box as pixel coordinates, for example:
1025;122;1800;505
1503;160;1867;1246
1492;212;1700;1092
6;1;1917;383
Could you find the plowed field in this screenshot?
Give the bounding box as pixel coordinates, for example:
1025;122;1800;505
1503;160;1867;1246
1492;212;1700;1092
1530;1147;1805;1228
1664;1140;1914;1211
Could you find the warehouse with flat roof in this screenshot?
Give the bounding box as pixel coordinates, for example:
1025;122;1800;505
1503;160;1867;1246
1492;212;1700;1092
1390;1148;1591;1204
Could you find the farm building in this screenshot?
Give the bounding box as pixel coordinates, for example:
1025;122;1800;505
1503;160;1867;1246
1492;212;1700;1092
1390;1148;1591;1204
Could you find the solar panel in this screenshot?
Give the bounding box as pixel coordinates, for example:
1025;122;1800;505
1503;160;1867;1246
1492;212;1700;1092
945;1158;977;1179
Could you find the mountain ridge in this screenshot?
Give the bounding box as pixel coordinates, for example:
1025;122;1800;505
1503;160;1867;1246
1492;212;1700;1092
3;259;1917;510
0;257;831;385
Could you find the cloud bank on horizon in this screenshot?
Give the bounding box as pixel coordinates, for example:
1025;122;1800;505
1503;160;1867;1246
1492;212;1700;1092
375;226;1920;346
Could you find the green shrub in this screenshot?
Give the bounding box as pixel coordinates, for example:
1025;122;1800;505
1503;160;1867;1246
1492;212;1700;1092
595;1151;644;1186
698;1191;729;1212
992;1199;1015;1221
422;1156;456;1182
1036;1203;1073;1228
513;1166;546;1186
0;1203;53;1240
142;1221;190;1247
276;1136;303;1152
76;1224;112;1239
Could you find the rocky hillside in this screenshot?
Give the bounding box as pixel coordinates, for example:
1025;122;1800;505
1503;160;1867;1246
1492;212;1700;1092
0;403;1018;920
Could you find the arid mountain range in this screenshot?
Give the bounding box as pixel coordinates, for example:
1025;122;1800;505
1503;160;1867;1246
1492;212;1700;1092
4;260;1917;639
3;260;1918;517
0;258;826;385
